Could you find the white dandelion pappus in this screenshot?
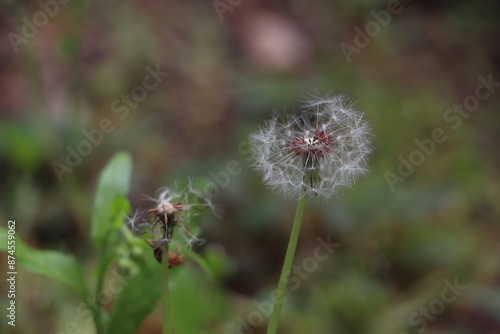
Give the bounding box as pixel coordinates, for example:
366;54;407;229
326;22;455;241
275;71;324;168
250;94;372;199
134;180;218;251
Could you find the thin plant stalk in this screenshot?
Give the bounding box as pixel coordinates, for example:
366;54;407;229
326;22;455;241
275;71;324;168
93;272;106;334
266;195;307;334
161;243;174;334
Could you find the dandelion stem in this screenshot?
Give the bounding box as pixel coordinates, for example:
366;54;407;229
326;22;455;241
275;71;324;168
161;243;174;334
266;194;307;334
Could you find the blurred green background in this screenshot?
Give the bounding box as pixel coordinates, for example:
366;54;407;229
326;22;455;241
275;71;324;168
1;0;499;333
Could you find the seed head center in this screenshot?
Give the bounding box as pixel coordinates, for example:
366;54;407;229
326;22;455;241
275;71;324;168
304;137;319;146
290;130;333;159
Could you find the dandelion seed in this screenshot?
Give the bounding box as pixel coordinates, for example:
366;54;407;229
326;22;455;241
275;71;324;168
250;94;372;199
123;210;147;234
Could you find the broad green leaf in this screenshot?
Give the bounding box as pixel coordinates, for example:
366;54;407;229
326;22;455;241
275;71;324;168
94;196;131;274
106;244;161;334
202;245;233;280
91;151;132;248
183;248;216;283
170;264;228;334
110;197;131;229
0;226;88;299
93;196;131;279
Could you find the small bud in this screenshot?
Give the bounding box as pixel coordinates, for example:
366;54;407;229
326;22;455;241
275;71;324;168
168;252;184;268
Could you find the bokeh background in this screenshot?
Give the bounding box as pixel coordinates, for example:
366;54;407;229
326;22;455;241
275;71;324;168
1;0;500;333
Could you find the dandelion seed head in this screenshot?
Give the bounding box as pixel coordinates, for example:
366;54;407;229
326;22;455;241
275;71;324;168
153;186;181;206
157;202;182;215
250;94;372;199
132;180;219;252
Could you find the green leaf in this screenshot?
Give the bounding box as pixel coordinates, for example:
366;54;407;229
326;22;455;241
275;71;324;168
93;196;131;280
184;248;215;282
0;226;88;299
110;197;131;229
91;151;132;248
106;245;161;334
170;265;228;334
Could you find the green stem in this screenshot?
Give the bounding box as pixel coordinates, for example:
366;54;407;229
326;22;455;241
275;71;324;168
161;243;174;334
88;303;103;334
266;195;307;334
93;243;114;334
93;273;106;334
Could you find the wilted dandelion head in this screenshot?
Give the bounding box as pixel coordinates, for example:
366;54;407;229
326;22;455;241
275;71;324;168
126;179;219;263
250;94;372;199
